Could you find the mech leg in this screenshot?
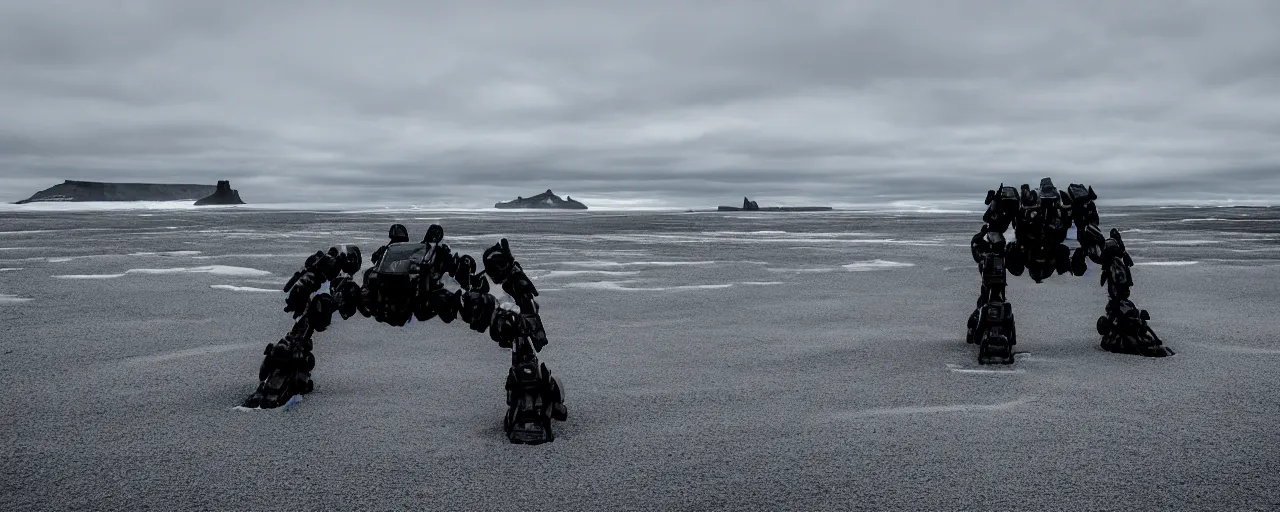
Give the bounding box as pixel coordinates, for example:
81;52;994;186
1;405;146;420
242;245;364;408
1094;229;1173;356
480;239;569;443
1065;185;1173;357
503;337;569;444
242;317;315;408
968;227;1017;365
415;231;569;443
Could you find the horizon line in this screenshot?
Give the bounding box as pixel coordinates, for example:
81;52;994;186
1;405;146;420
2;198;1276;213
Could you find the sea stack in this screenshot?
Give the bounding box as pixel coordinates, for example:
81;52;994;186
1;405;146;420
194;180;246;205
494;189;588;209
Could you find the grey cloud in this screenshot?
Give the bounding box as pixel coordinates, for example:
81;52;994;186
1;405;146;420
2;0;1278;207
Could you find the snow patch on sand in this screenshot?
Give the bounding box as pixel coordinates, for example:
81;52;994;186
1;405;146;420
47;257;75;263
242;278;289;286
739;281;785;286
54;265;272;279
946;363;1026;374
0;267;22;272
192;253;312;260
1010;352;1056;363
210;285;280;293
560;260;718;268
1149;240;1220;246
842;260;916;271
701;230;789;235
767;267;838;273
837;397;1037;418
1134;261;1199;266
129;251;203;257
577;249;651;257
0;294;34;304
563;280;734;291
0;230;54;235
52;273;126;279
122;265;271;277
534;270;642;279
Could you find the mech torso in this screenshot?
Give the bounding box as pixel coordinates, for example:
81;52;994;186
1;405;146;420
363;242;430;325
1012;179;1071;277
1014;180;1070;250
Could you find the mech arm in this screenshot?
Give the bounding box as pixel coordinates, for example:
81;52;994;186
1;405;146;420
242;224;569;444
1063;185;1173;357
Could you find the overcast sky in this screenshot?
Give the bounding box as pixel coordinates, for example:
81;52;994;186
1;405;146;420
2;1;1278;207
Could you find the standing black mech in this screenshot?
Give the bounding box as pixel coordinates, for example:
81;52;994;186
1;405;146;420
966;178;1174;364
241;223;568;445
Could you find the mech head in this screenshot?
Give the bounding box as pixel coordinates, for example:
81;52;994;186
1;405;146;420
388;224;410;244
1037;178;1060;208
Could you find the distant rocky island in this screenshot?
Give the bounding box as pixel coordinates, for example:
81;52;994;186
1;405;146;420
14;180;246;205
717;197;832;212
495;189;588;209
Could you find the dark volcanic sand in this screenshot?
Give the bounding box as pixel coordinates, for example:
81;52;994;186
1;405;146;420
1;206;1278;511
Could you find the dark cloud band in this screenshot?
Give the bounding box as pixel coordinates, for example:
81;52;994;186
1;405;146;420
2;1;1277;206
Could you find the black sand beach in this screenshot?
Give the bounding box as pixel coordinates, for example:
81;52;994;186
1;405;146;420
2;207;1277;511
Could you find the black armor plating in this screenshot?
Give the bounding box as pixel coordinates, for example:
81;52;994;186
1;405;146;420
967;178;1173;364
242;224;568;444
